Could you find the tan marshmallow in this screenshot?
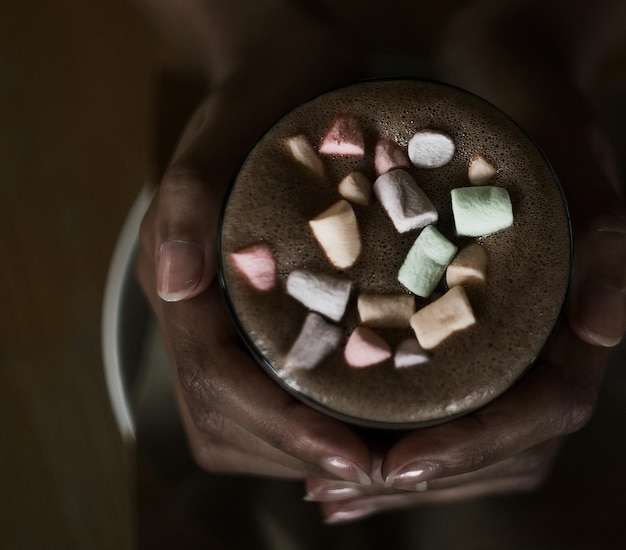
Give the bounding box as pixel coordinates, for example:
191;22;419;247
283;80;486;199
410;286;476;349
285;134;325;177
309;200;361;269
468;154;496;185
357;293;415;328
446;243;488;287
338;171;372;206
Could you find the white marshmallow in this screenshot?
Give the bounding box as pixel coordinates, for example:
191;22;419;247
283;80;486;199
285;134;325;177
309;200;362;269
285;313;343;370
338;171;372;206
408;130;455;168
373;169;438;233
286;269;352;322
394;338;429;368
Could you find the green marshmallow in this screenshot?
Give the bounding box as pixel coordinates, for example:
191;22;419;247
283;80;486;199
398;225;458;297
451;186;513;237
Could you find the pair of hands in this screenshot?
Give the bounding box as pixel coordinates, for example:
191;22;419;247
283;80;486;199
136;79;625;523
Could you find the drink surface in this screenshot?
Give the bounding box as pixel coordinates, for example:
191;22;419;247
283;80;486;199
219;80;571;427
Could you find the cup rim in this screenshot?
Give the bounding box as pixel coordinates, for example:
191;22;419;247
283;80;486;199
216;77;573;430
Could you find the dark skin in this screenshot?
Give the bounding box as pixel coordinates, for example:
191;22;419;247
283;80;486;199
135;0;625;523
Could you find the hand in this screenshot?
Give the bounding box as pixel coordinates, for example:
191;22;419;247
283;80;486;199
304;122;626;523
136;51;380;487
300;0;616;527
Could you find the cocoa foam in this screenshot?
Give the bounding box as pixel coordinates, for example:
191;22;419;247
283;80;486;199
219;80;571;427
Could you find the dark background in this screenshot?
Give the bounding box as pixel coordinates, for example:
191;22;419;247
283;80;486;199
1;1;625;548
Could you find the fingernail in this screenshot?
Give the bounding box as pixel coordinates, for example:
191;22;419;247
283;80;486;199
157;240;204;302
578;283;625;347
304;482;363;502
384;461;438;491
324;503;377;524
321;456;372;486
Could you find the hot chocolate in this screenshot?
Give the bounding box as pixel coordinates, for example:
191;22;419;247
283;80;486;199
218;79;571;428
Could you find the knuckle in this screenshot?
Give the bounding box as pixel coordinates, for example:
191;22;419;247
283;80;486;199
559;383;599;434
162;163;205;196
177;354;207;400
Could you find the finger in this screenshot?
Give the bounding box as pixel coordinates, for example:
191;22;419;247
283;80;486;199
163;282;373;485
305;439;560;502
186;432;305;480
141;234;329;478
154;99;236;302
398;438;560;493
176;382;314;478
321;473;541;524
322;441;560;522
304;447;389;502
154;91;275;302
568;212;626;347
381;323;609;490
188;435;305;479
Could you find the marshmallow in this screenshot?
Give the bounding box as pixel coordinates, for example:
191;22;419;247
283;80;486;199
374;139;411;175
344;326;392;368
286;269;352;322
373;169;438;233
338;171;372;206
357;293;415;328
468;154;496;185
446;243;488;287
285;313;343;370
398;225;458;298
410;285;476;350
309;200;362;269
319;114;365;156
229;243;276;291
394;338;429;368
408;130;455;168
451;186;513;237
285;134;325;177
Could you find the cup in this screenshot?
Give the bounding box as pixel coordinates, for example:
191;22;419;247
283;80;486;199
217;79;572;429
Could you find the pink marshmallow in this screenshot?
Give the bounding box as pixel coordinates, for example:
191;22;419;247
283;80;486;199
229;243;276;291
344;326;392;368
374;139;411;175
319;114;365;156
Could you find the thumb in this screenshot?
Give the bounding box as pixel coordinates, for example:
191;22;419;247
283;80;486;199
568;212;626;347
154;93;258;302
155;167;220;302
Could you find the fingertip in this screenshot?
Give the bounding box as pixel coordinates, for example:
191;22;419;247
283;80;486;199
320;456;372;486
156;240;206;301
570;283;625;347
